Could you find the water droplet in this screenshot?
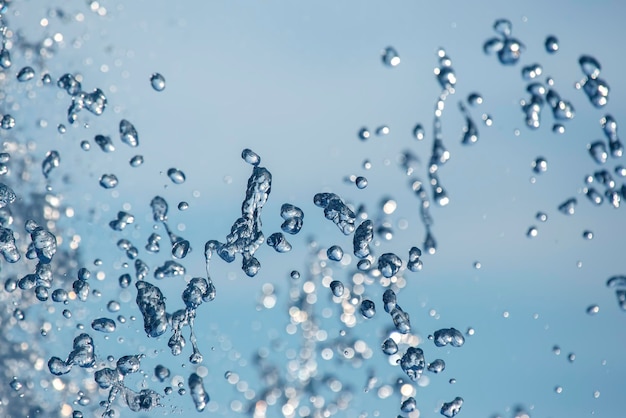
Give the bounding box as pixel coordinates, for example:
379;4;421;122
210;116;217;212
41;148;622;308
521;63;543;80
555;386;563;394
381;338;398;355
91;317;117;333
1;114;16;129
358;127;370;141
42;150;61;179
381;47;400;67
532;157;548;174
330;280;344;297
545;35;559;54
355;176;368;189
167;168;186;184
568;353;576;362
413;124;425;140
99;174;119;189
16;66;35;82
80;140;90;151
441;397;463;417
527;226;538;238
375;125;390;136
94;135;115;153
558;198;577;215
433;328;465;347
119;119;139;147
586;304;599;315
130;155;144;167
241;148;261;166
360;299;376;319
327;245;344;261
150;73;166;91
178;201;189;211
290;270;300;280
428;359;446;373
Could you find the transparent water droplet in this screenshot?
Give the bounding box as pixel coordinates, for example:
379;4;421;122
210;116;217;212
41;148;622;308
381;47;400;67
130;155;144;167
358;127;370;141
327;245;344;261
527;226;538;238
119;119;139;147
521;63;543;80
467;92;483;106
178;201;189;211
381;338;398;355
42;150;61;179
433;328;465;347
80;140;90;151
401;397;417;413
532;157;548;174
441;397;464;417
91;317;116;333
545;35;559;54
290;270;300;280
241;148;261;166
360;299;376;319
167;168;186;184
558;198;577;215
330;280;344;297
94;135;115;153
17;66;35;82
428;359;446;373
579;55;601;79
375;125;390;136
0;47;11;69
582;230;594;240
493;19;512;37
355;176;368;189
413;124;425;140
586;304;599;315
400;347;425;382
150;73;166;91
553;123;565;134
99;174;119;189
1;114;16;129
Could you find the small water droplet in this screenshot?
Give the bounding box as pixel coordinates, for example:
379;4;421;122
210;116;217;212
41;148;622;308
413;124;425;140
99;174;119;189
150;73;166;91
381;47;400;67
17;66;35;82
545;35;559;54
130;155;144;167
167;168;186;184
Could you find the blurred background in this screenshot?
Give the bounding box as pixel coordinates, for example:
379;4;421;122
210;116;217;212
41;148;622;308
0;0;624;417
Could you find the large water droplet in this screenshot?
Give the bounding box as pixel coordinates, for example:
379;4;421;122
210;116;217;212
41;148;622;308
150;73;166;91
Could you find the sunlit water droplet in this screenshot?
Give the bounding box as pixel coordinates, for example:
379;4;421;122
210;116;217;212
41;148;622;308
545;35;559;54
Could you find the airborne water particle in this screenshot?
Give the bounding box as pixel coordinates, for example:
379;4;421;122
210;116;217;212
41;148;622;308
17;66;35;82
545;35;559;53
99;174;119;189
330;280;344;297
178;201;189;211
1;114;16;129
130;155;144;167
355;176;368;189
381;47;400;67
327;245;344;261
358;127;370;140
150;73;166;91
241;148;261;166
586;305;599;315
532;157;548;174
167;168;186;184
582;230;594;240
360;299;376;319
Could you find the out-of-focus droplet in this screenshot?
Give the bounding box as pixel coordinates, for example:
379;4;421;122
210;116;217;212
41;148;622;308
586;305;599;315
545;35;559;54
358;127;370;141
532;157;548;174
381;47;400;67
527;226;538;238
413;124;425;140
467;92;483;106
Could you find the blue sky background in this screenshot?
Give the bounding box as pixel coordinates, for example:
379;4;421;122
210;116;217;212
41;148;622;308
2;0;626;417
